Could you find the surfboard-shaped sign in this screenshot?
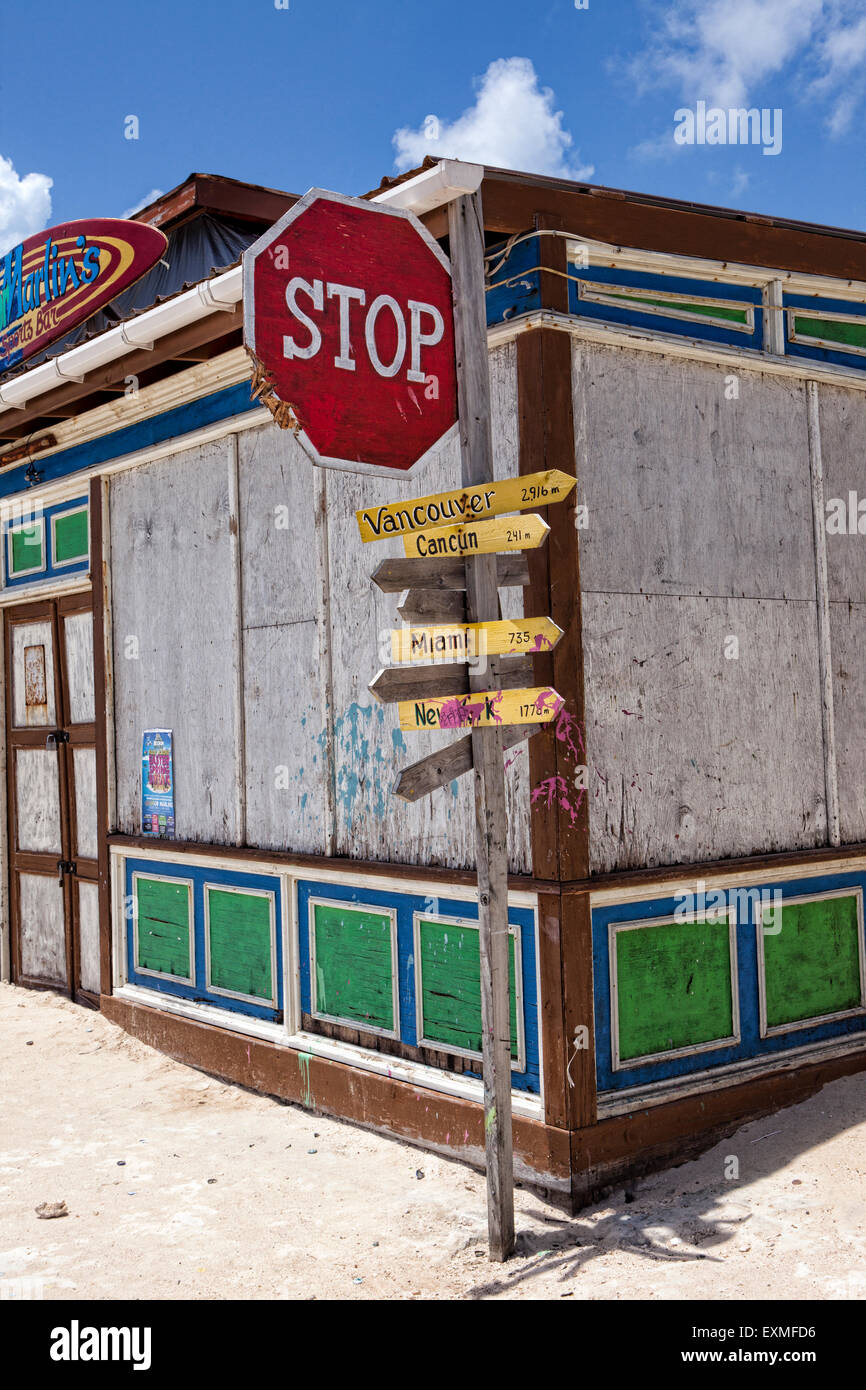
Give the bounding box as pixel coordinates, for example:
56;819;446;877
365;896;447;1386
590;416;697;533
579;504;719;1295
0;219;168;375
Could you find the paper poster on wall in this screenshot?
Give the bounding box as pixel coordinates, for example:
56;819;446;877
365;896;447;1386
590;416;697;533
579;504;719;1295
141;730;175;838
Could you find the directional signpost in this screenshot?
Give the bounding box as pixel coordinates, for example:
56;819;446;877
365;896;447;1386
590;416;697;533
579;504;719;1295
391;616;562;664
244;183;576;1264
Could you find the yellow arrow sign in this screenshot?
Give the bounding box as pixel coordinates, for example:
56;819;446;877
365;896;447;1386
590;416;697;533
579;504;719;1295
392;616;562;664
398;686;564;731
402;513;549;559
355;468;576;543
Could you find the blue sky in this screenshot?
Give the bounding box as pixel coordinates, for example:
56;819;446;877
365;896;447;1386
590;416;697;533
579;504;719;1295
1;0;865;252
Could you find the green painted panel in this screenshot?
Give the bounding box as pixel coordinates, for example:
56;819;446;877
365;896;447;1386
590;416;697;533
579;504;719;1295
10;526;44;575
764;894;862;1029
312;903;394;1031
418;919;518;1058
793;314;866;351
135;876;191;979
596;288;749;326
53;509;89;564
615;917;734;1062
208;888;273;1000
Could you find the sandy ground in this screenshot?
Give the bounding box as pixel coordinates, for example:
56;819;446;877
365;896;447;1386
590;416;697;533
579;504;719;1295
1;982;865;1301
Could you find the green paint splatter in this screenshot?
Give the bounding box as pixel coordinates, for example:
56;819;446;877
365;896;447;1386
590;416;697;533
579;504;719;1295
297;1051;314;1108
485;1106;497;1133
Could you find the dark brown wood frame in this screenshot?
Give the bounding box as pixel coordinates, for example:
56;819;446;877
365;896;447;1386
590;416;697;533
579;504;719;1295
4;589;98;1003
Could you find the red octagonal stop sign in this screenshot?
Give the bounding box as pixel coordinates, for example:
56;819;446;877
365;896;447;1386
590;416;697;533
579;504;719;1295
243;189;458;476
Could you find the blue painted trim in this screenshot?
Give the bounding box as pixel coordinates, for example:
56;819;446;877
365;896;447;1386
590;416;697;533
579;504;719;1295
0;381;258;502
125;856;283;1023
593;867;866;1093
3;493;89;587
485;235;541;326
296;878;541;1094
569;265;764;350
784;291;866;372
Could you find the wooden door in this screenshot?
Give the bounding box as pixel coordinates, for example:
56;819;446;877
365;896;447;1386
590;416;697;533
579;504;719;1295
5;593;100;1003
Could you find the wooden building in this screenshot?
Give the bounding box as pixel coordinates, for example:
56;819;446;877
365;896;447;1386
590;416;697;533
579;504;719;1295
4;160;866;1209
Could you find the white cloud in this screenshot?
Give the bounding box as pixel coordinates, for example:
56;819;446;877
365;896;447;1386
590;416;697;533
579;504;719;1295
811;9;866;134
625;0;866;161
0;155;52;256
628;0;823;109
121;188;164;219
392;57;594;181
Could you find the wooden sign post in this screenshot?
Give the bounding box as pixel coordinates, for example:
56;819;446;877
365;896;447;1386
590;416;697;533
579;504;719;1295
448;189;517;1262
246;183;572;1263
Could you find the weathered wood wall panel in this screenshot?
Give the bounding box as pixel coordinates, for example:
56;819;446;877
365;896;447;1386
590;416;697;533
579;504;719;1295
575;345;815;600
107;345;530;872
819;380;866;844
238;425;328;854
110;440;240;844
12;622;55;727
817;383;866;604
77;879;101;995
16;749;62;854
73;746;98;859
63;613;95;724
576;343;827;872
18;872;66;984
583;594;826;871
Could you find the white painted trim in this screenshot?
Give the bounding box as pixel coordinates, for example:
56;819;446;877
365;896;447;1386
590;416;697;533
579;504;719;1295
115;983;288;1046
370;160;484;214
107;844;538;910
589;855;866;908
755;886;866;1038
576;278;756;334
763;280;786;357
807;379;841;847
608;909;739;1071
412;909;526;1072
0;267;243;418
597;1026;866;1117
283;872;299;1035
203;881;278;1010
0;575;90;608
307;894;400;1039
567;236;866;302
487;308;866;395
130;869;195;985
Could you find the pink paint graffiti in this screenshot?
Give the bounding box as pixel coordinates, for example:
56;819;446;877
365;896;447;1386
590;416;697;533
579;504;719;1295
530;632;553;652
553;705;585;761
439;691;504;728
534;688;564;719
530;774;585;827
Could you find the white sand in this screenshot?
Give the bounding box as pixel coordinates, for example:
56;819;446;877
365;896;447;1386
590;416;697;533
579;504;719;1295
1;982;864;1300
